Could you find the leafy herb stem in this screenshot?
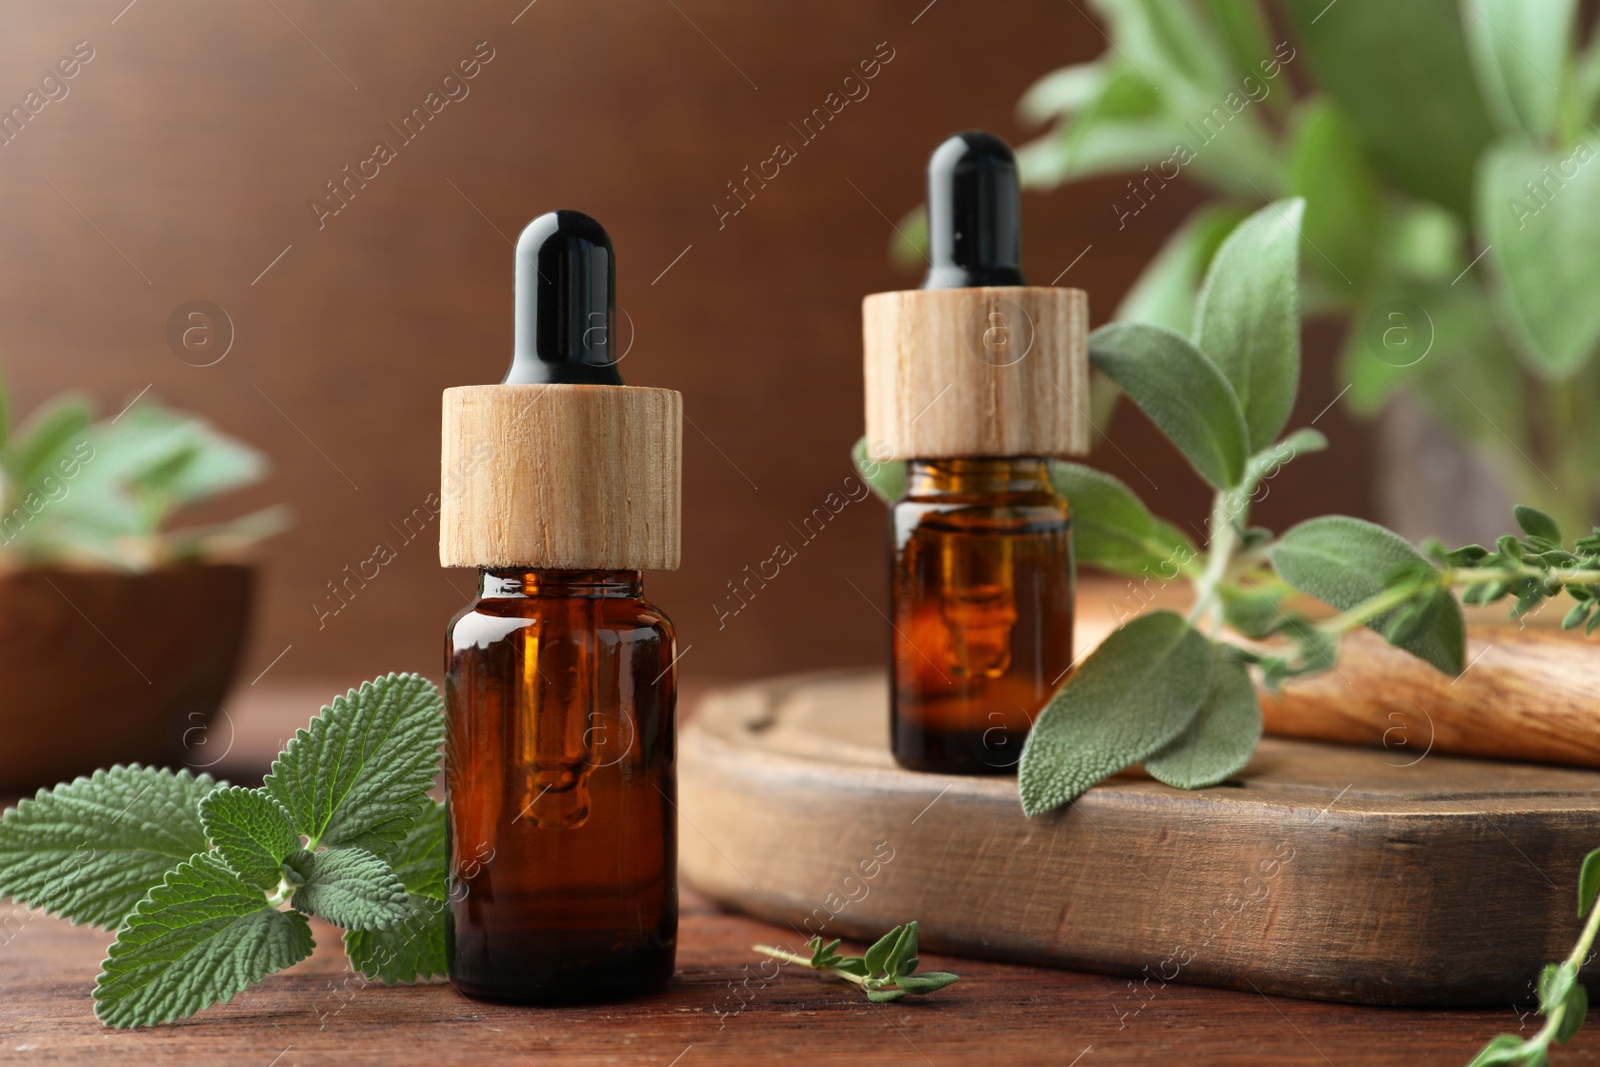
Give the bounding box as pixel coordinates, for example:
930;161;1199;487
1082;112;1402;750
753;944;870;986
1530;901;1600;1055
1187;489;1239;636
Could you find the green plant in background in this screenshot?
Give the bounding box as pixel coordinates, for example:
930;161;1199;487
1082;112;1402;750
0;674;448;1028
898;0;1600;537
861;197;1600;1061
0;379;286;569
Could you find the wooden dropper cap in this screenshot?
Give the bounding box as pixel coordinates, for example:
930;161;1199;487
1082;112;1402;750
440;211;681;571
863;132;1089;460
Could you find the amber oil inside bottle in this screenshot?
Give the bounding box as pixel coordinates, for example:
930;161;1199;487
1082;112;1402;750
445;568;677;1002
890;457;1074;774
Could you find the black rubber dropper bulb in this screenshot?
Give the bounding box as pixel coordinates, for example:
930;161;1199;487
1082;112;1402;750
504;210;625;386
921;131;1028;290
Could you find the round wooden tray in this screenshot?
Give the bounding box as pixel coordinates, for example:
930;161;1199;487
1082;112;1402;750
679;669;1600;1006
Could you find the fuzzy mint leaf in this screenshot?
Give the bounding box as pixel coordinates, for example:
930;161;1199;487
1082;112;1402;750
0;765;221;929
1144;644;1262;789
285;847;408;931
199;787;298;890
342;801;448;983
1088;322;1249;489
1192;198;1304;453
264;672;444;850
1050;462;1196;577
1271;516;1466;675
94;852;314;1028
1018;611;1212;816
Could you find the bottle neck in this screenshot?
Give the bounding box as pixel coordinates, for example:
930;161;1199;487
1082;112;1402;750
904;457;1054;498
478;568;643;599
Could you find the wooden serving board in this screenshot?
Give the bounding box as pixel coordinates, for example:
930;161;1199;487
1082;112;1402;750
679;669;1600;1007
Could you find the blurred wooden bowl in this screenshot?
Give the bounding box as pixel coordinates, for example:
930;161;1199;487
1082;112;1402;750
0;563;254;789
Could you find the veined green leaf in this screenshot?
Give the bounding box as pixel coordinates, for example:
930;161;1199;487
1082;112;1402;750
1193;198;1305;453
263;673;444;851
1144;644;1262;788
285;847;408;931
1271;516;1467;674
94;853;314;1028
1088;322;1249;488
1461;0;1573;140
1050;462;1198;577
341;801;448;983
199;787;298;891
1479;140;1600;378
1018;611;1212;815
0;766;220;929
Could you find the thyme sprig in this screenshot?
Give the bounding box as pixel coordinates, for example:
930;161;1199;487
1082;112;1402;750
753;923;959;1003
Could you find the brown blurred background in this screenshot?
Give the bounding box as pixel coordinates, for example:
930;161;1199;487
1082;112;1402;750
0;0;1373;691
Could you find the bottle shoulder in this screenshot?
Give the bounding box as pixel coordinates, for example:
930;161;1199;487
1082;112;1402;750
448;594;674;642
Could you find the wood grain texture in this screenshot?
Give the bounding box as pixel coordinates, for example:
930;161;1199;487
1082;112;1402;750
439;384;680;570
2;888;1584;1067
679;669;1600;1007
1259;626;1600;768
863;286;1089;459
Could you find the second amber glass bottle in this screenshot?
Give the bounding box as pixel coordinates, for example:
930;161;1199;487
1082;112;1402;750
891;457;1074;772
439;211;683;1001
863;132;1089;775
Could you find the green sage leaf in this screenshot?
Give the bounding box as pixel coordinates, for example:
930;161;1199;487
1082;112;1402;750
1461;0;1572;140
1192;198;1304;453
1018;610;1212;815
1144;644;1262;789
1284;0;1495;218
1271;516;1466;674
1088;322;1249;489
94;853;314;1028
263;673;444;851
199;787;298;891
1479;140;1600;378
0;765;221;929
1287;100;1382;287
864;925;903;976
1050;462;1197;577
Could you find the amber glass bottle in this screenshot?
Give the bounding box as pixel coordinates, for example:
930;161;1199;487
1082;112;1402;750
445;568;677;1001
891;458;1074;773
862;131;1089;775
440;210;683;1002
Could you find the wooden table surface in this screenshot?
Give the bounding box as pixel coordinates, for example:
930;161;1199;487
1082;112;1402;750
0;683;1594;1066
